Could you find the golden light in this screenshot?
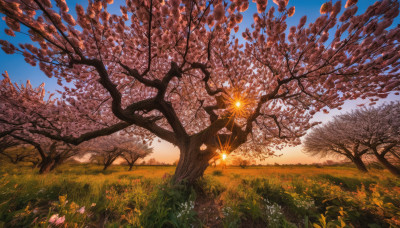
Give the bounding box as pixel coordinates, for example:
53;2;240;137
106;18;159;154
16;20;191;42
222;153;227;161
223;89;255;118
235;101;241;108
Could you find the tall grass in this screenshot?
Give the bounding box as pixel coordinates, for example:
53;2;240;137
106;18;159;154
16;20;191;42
0;163;399;227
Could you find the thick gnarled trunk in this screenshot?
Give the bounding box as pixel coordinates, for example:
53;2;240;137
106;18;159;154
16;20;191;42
174;140;214;184
38;156;63;174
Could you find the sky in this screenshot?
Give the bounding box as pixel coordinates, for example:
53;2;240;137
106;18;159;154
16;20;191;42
0;0;399;164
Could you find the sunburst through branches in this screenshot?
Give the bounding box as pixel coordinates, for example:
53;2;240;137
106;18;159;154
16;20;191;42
221;152;227;161
224;89;254;118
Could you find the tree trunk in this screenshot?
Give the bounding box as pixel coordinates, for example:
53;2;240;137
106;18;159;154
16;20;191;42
353;156;368;173
103;163;110;171
375;154;400;177
128;163;134;171
174;141;214;184
38;155;64;174
38;157;56;174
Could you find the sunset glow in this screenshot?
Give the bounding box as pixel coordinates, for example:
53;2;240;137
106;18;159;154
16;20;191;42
235;101;241;108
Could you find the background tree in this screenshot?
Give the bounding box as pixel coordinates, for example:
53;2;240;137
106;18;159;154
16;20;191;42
231;156;252;168
303;118;370;172
0;74;89;173
120;139;153;171
89;149;122;170
0;0;399;183
304;102;400;176
339;102;400;177
146;158;161;166
0;138;39;165
0;136;20;164
85;134;133;171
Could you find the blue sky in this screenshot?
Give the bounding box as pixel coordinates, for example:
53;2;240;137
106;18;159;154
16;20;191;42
1;0;399;164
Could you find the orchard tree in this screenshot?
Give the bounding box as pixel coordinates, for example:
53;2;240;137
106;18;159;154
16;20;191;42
11;134;83;173
120;139;153;170
84;134;141;170
0;136;22;163
339;102;400;177
231;156;252;168
304;102;400;176
0;72;111;173
0;137;39;164
89;148;122;170
0;0;400;183
303;118;370;172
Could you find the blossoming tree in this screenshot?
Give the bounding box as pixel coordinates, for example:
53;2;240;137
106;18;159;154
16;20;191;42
0;72;112;172
305;102;400;176
0;136;40;165
119;139;153;170
303;117;370;172
0;0;399;182
339;103;400;176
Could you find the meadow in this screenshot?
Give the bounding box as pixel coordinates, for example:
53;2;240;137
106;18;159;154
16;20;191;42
0;163;399;228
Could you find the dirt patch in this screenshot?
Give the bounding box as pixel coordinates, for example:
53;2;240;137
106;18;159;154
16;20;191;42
194;195;223;228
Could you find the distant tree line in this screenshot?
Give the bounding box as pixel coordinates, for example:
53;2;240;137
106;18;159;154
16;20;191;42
304;102;400;177
0;133;152;172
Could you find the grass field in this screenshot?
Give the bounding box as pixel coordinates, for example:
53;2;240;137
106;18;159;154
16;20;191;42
0;163;399;227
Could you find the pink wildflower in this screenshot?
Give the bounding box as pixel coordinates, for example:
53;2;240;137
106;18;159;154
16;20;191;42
77;206;85;214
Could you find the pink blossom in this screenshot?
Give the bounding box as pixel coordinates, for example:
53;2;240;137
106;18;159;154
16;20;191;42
213;4;225;22
77;206;85;214
55;215;65;225
48;214;59;224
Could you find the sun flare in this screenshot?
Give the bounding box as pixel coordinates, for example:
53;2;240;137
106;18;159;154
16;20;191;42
235;101;241;108
222;153;227;160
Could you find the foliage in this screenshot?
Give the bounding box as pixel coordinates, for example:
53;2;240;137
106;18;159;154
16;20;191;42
212;170;223;176
196;175;226;198
0;164;399;227
140;177;197;227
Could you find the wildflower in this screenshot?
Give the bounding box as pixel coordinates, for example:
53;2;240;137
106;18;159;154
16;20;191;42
55;215;65;225
48;214;60;224
77;206;85;214
91;203;96;207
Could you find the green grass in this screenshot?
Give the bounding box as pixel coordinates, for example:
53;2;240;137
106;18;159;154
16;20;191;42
0;163;399;227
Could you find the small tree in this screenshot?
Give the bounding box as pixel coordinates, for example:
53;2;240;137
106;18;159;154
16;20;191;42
339;102;400;177
6;133;82;173
85;134;132;170
0;136;21;164
147;158;160;165
89;148;122;171
303;118;370;173
0;141;39;165
120;140;153;170
231;156;250;168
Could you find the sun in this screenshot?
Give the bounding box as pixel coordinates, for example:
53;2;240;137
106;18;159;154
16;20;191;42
235;101;241;108
222;153;227;161
223;88;254;118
